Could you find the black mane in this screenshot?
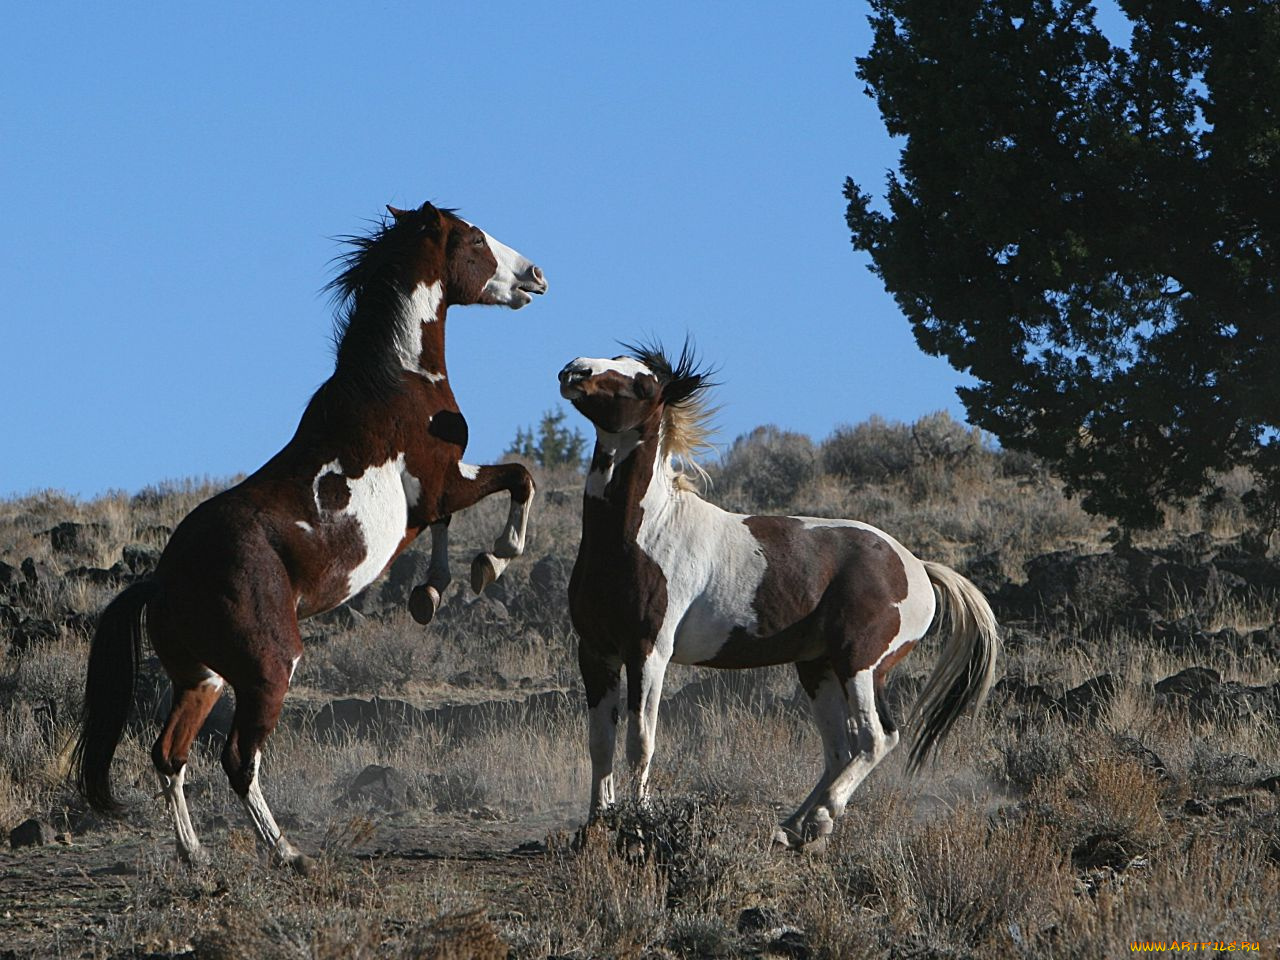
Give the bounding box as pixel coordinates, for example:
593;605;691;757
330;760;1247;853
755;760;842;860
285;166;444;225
619;337;719;407
316;206;457;403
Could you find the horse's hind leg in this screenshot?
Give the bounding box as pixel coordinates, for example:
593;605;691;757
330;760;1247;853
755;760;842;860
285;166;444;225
222;656;314;875
775;659;854;848
795;667;898;847
152;673;224;867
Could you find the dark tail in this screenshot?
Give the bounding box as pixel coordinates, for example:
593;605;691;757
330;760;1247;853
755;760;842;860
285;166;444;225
72;579;157;813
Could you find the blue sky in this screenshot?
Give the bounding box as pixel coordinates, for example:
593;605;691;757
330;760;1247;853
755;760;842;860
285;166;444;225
1;2;974;499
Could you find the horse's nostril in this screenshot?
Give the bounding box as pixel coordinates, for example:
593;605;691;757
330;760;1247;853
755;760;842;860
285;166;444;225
531;265;545;284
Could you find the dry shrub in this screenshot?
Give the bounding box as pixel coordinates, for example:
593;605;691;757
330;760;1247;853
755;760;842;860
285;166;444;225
886;806;1068;952
535;796;764;958
716;425;818;510
996;722;1077;790
547;823;670;958
1058;831;1280;957
1029;755;1169;871
300;618;427;694
400;910;509;960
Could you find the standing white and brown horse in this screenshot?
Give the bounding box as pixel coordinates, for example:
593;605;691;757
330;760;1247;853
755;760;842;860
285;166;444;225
560;343;999;848
73;201;546;872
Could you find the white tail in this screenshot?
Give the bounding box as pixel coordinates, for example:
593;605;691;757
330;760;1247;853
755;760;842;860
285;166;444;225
907;561;1000;772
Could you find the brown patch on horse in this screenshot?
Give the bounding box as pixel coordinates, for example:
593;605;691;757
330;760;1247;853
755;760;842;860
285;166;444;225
570;410;668;667
706;517;909;675
445;223;500;303
315;472;350;512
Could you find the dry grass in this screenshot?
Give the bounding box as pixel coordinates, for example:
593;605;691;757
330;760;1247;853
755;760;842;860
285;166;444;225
2;418;1279;957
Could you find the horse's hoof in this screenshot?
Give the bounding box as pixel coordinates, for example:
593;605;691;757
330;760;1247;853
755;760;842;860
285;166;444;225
771;827;799;850
470;554;501;594
178;845;210;869
288;853;318;877
799;834;831;855
408;584;440;625
799;808;834;853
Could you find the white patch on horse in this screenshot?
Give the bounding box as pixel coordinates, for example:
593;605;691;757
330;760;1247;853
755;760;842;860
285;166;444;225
197;670;225;694
308;455;413;602
421;370;447;383
343;455;411;599
479;230;538;308
563;356;655;385
312;460;343;514
628;454;769;665
288;655;300;683
584;428;642;499
401;469;422;510
295;521;313;533
393;280;444;372
239;752;281;844
797;518;937;668
458;462;480;481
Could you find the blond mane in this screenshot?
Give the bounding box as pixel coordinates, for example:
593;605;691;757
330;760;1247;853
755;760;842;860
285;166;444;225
661;394;718;492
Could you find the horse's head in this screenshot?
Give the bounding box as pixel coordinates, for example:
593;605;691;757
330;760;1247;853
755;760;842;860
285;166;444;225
559;342;715;436
387;202;547;309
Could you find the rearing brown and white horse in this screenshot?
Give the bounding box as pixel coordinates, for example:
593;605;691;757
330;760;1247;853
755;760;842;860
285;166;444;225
73;201;547;873
560;343;999;848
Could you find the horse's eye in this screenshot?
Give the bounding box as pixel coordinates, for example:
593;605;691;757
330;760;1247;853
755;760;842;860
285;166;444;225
472;232;487;247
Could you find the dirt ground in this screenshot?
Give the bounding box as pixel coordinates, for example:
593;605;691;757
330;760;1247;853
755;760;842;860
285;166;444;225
1;807;586;959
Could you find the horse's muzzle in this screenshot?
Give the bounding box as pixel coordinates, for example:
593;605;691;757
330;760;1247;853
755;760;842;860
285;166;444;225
520;265;548;296
558;361;590;398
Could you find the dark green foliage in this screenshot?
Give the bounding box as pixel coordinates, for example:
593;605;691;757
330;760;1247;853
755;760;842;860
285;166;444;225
846;0;1280;530
506;406;588;469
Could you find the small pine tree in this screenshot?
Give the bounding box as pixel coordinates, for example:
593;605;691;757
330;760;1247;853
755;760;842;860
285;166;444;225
506;407;588;469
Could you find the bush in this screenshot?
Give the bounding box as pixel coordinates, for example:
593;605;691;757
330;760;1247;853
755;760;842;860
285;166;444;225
822;411;994;483
718;425;817;509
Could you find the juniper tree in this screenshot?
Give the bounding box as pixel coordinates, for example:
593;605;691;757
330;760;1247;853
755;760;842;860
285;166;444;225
846;0;1280;530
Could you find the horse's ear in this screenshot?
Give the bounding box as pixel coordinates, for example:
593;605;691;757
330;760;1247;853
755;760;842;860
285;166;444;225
416;202;443;231
386;204;410;220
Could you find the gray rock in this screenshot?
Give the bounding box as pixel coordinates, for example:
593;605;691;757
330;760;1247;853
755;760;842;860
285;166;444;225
49;521;106;555
343;764;415;810
121;543;162;575
9;819;49;848
1059;674;1119;720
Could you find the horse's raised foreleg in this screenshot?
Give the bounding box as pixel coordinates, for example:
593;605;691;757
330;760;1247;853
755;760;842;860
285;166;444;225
408;519;452;625
438;461;536;594
151;675;224;867
625;651;670;802
580;645;622;819
775;659;855;849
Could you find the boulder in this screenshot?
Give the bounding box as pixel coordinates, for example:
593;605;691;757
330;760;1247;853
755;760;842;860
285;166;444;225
383;548;434;607
1155;667;1277;722
1058;674;1119;720
20;557;52;587
343;764;415;811
0;560;21;593
312;696;430;740
120;543;162;576
48;521;106;555
9;818;49;848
